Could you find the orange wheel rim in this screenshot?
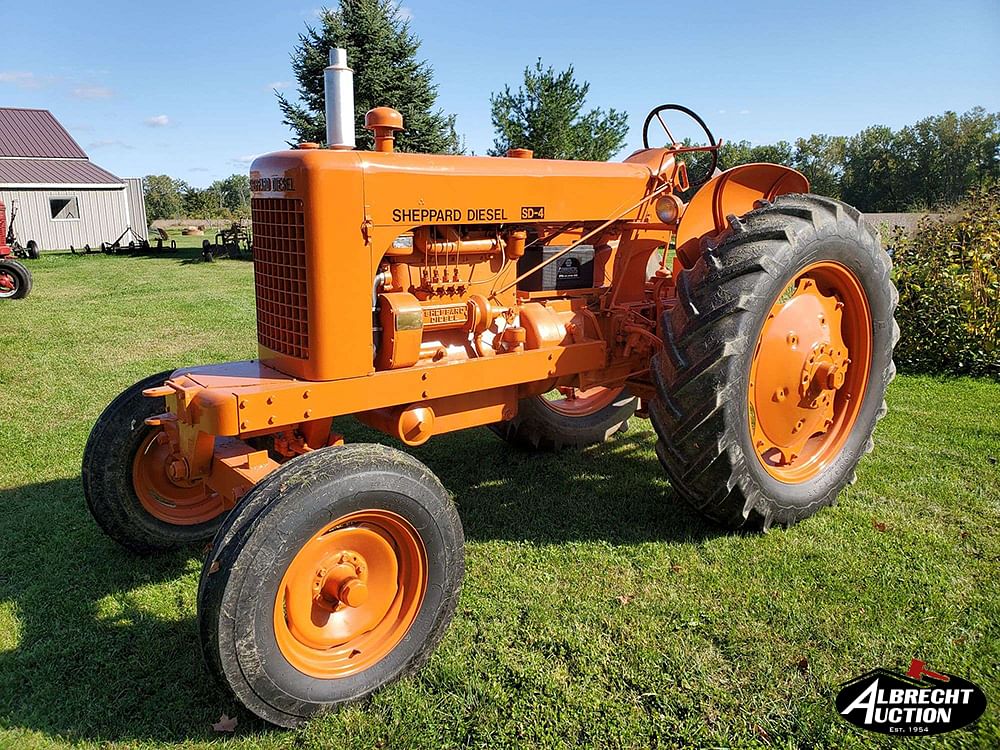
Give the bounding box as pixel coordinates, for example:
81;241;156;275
131;430;225;525
540;385;624;417
273;510;427;679
748;261;872;483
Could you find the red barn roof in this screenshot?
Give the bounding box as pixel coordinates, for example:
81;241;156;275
0;107;88;158
0;107;122;187
0;159;121;185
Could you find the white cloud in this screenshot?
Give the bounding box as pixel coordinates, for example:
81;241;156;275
189;167;210;172
739;109;751;115
72;85;114;100
88;138;132;149
231;154;259;165
266;80;292;91
397;5;414;21
717;109;727;115
0;71;56;89
144;114;171;127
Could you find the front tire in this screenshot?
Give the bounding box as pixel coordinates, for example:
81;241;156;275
82;371;227;553
198;444;465;727
0;259;31;299
650;194;898;529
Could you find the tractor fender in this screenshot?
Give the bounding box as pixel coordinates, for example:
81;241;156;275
674;163;808;271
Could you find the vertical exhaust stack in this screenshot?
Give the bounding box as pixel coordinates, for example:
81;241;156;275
324;48;356;150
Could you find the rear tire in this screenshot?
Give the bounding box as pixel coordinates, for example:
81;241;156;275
82;371;227;553
490;387;636;450
649;194;898;529
0;259;31;299
198;444;464;727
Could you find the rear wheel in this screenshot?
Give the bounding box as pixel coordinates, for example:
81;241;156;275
82;371;227;553
0;259;31;299
490;386;636;450
649;194;898;528
198;444;464;727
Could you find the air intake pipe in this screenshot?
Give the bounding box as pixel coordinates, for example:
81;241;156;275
324;48;355;149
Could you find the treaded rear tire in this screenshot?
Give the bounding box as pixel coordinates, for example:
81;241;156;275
649;194;898;529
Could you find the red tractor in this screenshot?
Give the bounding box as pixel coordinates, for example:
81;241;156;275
0;202;32;299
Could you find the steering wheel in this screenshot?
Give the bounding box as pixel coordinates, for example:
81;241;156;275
642;104;719;187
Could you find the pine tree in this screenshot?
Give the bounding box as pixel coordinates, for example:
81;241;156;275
276;1;460;153
489;60;629;161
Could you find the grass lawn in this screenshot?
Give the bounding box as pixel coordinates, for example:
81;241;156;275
1;237;998;749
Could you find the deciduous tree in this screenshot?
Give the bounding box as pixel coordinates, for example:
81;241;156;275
142;175;186;221
792;134;846;199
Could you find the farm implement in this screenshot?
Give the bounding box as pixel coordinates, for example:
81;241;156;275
69;226;178;255
3;201;40;260
201;220;252;261
84;49;898;726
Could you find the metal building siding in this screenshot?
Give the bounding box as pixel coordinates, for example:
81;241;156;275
123;177;148;231
0;187;128;250
0;108;88;158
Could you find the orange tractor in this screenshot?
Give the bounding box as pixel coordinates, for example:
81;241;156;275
84;50;897;726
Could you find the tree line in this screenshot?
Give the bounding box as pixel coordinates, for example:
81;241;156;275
143;174;251;222
688;108;1000;212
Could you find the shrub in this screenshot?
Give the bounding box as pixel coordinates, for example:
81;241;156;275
889;184;1000;378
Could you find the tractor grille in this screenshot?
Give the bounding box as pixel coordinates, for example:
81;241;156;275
251;197;309;359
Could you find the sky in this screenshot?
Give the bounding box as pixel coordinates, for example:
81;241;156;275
3;0;998;187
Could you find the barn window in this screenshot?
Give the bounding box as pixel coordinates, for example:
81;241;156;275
50;197;80;220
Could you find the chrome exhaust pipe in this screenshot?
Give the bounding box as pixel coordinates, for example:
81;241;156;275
324;48;355;149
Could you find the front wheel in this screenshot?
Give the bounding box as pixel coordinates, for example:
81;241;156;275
0;259;32;299
650;194;898;529
490;386;637;450
82;371;228;553
198;444;465;727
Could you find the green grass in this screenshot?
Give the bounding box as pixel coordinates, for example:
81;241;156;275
1;238;998;749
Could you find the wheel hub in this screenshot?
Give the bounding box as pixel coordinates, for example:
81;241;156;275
748;262;872;482
0;271;15;295
131;428;226;525
312;551;370;610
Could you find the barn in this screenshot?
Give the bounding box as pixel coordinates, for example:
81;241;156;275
0;107;146;252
